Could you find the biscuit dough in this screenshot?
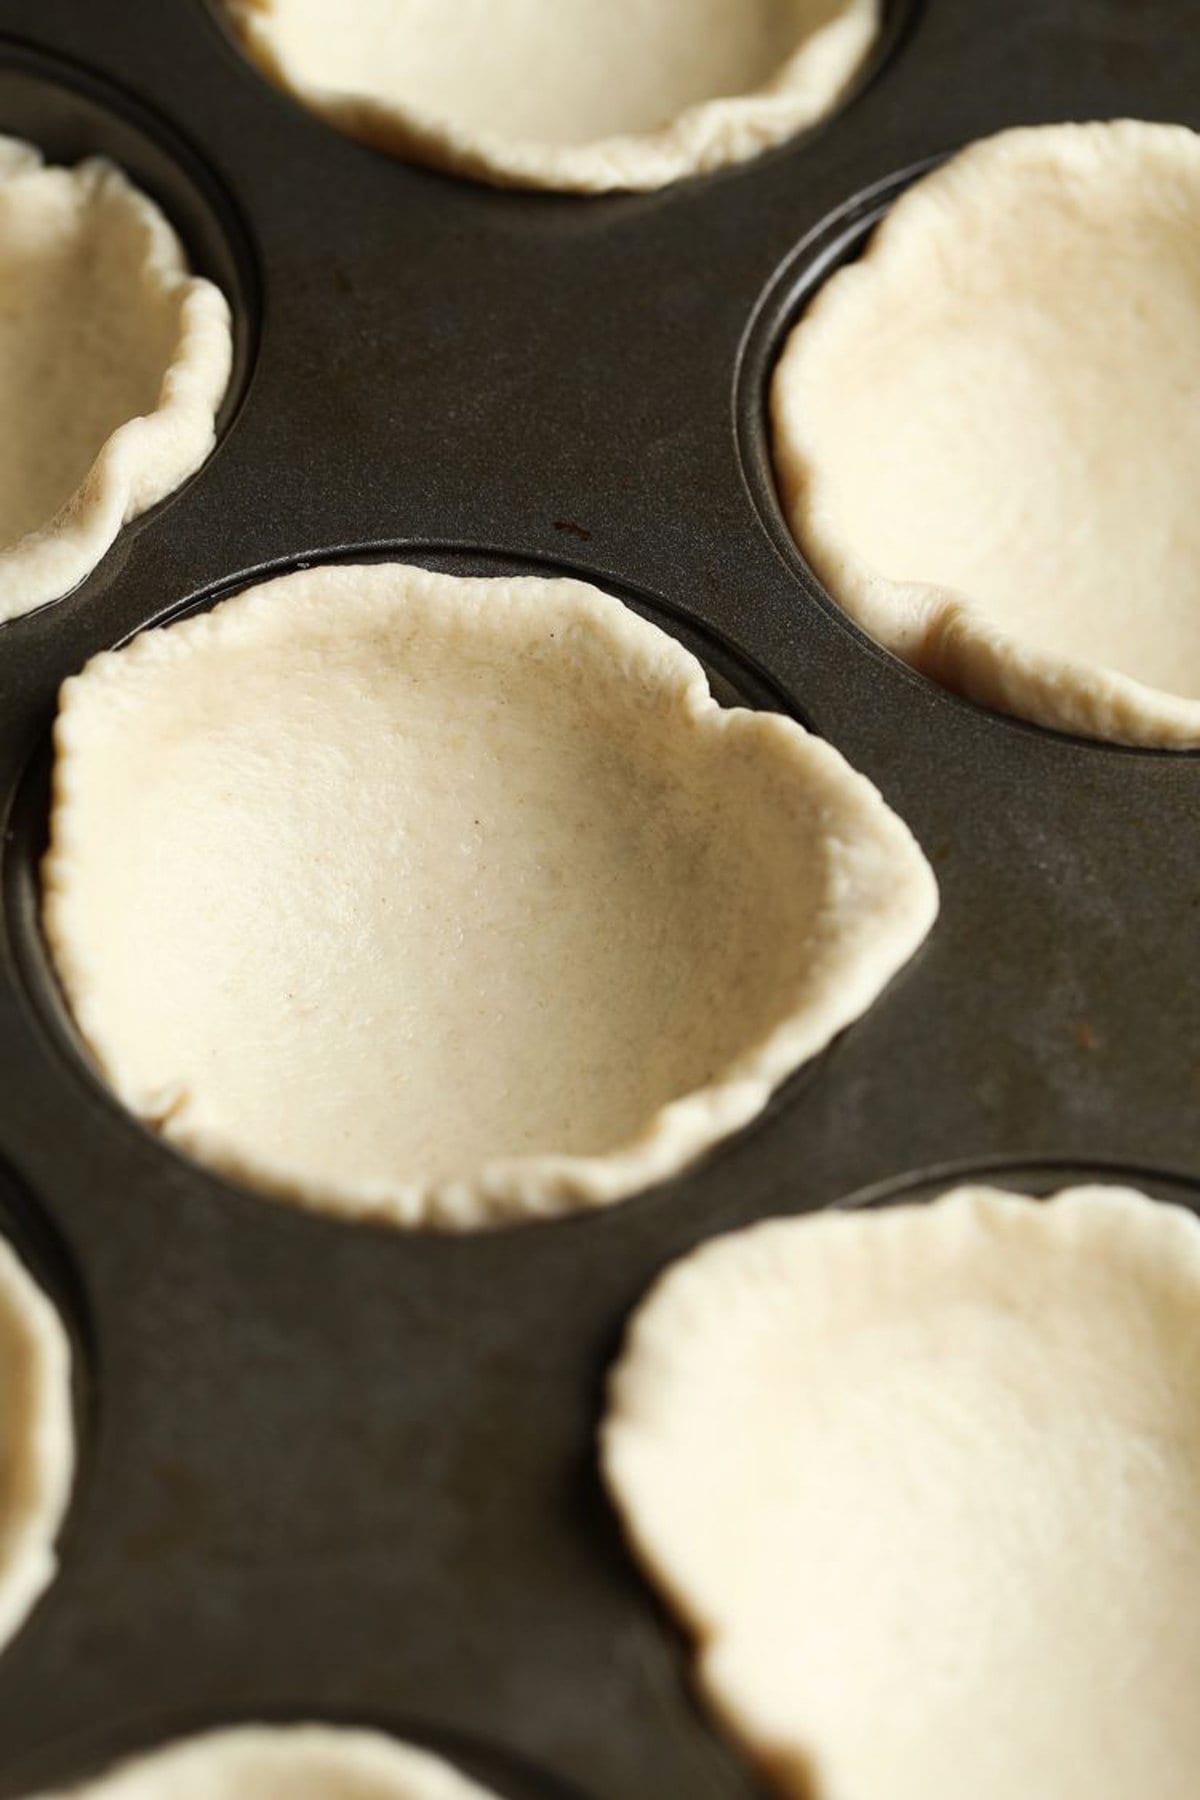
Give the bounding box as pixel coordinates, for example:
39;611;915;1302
0;137;231;624
43;563;936;1229
772;122;1200;745
222;0;880;191
604;1184;1200;1798
0;1233;73;1657
33;1725;498;1797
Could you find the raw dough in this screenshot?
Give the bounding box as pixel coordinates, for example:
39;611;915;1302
771;121;1200;745
603;1184;1200;1798
221;0;880;192
0;136;231;624
0;1232;73;1656
33;1724;498;1797
42;563;936;1230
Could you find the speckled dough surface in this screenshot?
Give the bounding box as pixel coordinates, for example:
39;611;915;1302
772;121;1200;745
41;563;936;1230
604;1185;1200;1798
0;135;230;623
32;1724;499;1797
221;0;880;192
0;1233;73;1659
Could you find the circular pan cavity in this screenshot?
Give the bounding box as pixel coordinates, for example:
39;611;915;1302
745;124;1200;750
12;546;935;1231
0;1161;80;1661
0;1159;93;1423
3;1716;589;1798
836;1155;1200;1216
736;168;948;667
207;0;888;194
0;41;257;623
737;163;921;563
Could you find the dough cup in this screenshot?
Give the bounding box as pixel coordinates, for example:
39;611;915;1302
219;0;882;193
0;134;231;624
770;121;1200;747
604;1182;1200;1799
41;562;937;1230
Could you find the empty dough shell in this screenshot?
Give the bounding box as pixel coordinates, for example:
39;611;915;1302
31;1724;498;1796
603;1184;1200;1799
0;135;231;624
771;120;1200;745
221;0;880;193
0;1232;73;1657
42;563;936;1231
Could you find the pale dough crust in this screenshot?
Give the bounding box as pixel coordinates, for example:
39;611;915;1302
221;0;880;192
0;1233;73;1657
604;1184;1200;1798
0;136;231;624
42;563;936;1230
772;121;1200;746
33;1724;497;1797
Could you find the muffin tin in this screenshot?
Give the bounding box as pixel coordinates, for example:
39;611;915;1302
0;0;1198;1795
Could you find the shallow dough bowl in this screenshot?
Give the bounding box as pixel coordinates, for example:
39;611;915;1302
39;562;936;1230
602;1178;1200;1800
0;1220;73;1667
0;135;230;624
0;47;257;626
216;0;885;194
763;122;1200;748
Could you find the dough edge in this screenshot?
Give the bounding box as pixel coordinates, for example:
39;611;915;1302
0;1231;74;1658
0;135;232;626
222;0;881;193
29;1723;497;1797
42;561;938;1231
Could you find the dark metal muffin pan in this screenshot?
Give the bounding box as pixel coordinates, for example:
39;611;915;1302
0;0;1198;1793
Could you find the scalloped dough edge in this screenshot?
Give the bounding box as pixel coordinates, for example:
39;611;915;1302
771;121;1200;748
0;135;232;625
603;1182;1200;1797
43;564;938;1230
222;0;881;193
30;1724;498;1797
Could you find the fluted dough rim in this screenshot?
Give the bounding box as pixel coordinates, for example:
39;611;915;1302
0;136;232;626
222;0;881;194
771;120;1200;749
43;563;937;1230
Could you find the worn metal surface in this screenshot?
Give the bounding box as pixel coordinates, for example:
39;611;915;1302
0;1;1196;1793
